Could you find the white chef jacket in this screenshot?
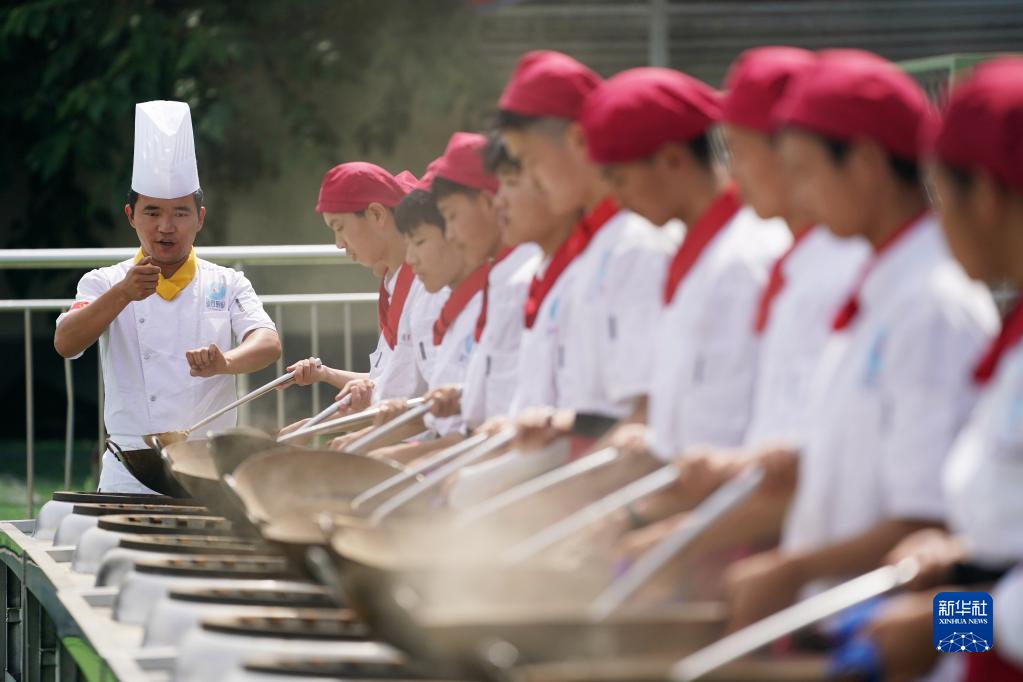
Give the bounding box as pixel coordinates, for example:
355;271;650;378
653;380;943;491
994;566;1023;668
461;244;542;429
783;216;998;557
944;341;1023;565
371;279;442;403
508;255;585;415
423;289;484;437
558;210;676;418
742;228;871;447
647;207;791;459
56;257;277;492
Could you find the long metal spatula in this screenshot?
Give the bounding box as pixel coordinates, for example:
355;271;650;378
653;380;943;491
670;559;920;681
351;432;491;512
501;464;681;565
368;428;516;526
588;467;765;620
275;396;426;444
145;359;321;449
299;394;353;432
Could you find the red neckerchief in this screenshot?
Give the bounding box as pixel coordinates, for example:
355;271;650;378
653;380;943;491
474;247;514;342
378;263;415;350
753;225;813;334
663;185;742;305
433;261;490;345
831;209;928;332
973;298;1023;385
524;196;619;329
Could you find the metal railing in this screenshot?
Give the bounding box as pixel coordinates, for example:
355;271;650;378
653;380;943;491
0;246;376;516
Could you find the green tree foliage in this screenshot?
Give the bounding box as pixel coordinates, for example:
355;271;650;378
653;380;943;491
0;0;492;296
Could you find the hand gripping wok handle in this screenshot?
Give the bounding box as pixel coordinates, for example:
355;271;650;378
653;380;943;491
301;394;353;431
669;559;920;682
351;432;490;511
587;466;765;621
501;464;680;566
369;428;515;526
344;398;434;456
188;359;320;433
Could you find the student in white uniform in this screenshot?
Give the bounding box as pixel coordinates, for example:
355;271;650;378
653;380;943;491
578;67;791;464
602;47;872;562
495;51;610;417
722;49;998;631
450;135;542;430
858;57;1023;682
278;163;432;438
357;177;488;462
54;100;281;493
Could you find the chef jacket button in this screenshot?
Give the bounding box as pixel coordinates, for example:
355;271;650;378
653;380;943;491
144;353;151;360
149;395;156;402
139;318;146;324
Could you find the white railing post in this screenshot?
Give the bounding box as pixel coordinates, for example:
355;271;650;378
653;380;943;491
24;310;34;516
344;303;353;371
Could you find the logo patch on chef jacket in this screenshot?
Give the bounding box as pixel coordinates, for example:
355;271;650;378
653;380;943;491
205;280;227;311
933;592;993;653
861;330;888;386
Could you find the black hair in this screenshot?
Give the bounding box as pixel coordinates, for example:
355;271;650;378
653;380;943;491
819;135;920;186
394;189;445;236
494;109;545;131
483;132;520;175
127;188;204;213
686;133;713;169
431;175;481;201
940;162;975;194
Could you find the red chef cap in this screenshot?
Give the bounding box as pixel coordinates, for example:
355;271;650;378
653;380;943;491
722;46;816;134
932;57;1023;193
393;170;419;194
499;50;602;121
775;49;932;161
580;67;721;164
316;162;409;214
430;132;499;193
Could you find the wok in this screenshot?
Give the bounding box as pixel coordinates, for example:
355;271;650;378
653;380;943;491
96;513;236;536
227;448;412;527
208;427;287;477
161;439;264;538
108;439;191;497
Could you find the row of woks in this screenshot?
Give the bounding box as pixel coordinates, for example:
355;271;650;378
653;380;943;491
33;421;838;682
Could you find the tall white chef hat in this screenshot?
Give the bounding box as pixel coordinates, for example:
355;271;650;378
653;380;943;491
131;100;200;200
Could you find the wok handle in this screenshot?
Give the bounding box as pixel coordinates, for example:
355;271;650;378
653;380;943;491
351;431;490;511
368;428;516;526
344;396;435;456
456;446;621;528
187;359;321;434
299;394;353;432
669;559;919;682
501;464;680;566
276;404;385;443
105;439;126;463
587;466;765;621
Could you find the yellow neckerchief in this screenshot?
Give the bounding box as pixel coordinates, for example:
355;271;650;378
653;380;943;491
134;247;197;301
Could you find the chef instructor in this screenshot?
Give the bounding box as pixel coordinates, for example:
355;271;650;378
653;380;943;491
54;100;281;492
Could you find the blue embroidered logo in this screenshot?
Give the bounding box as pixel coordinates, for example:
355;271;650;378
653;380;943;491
862;330;888;386
205;280;227;311
933;591;993;653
